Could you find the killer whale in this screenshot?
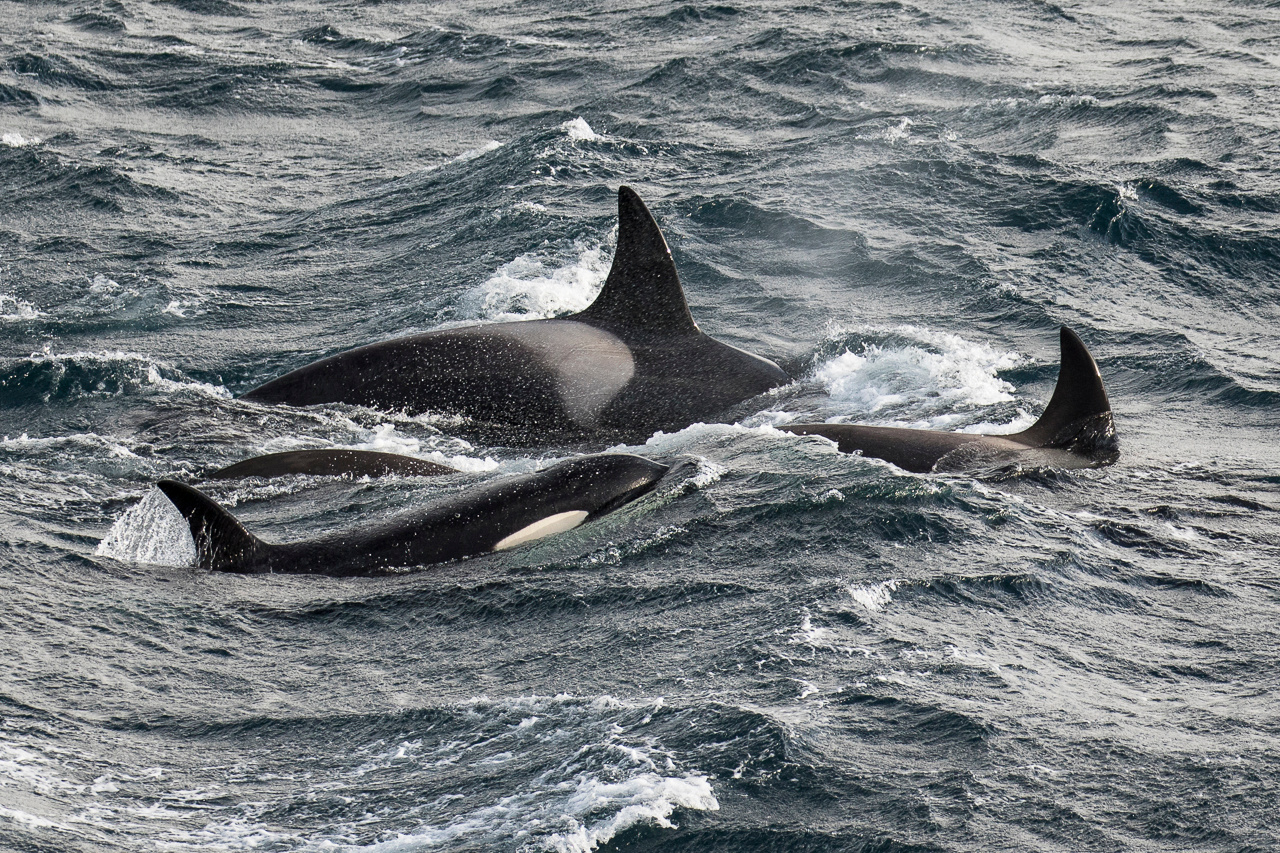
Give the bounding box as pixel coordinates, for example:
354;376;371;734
207;448;455;480
242;187;789;443
157;453;668;575
782;326;1119;473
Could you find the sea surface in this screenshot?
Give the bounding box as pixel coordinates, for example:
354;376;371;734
2;1;1279;851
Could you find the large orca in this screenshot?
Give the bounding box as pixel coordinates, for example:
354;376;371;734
782;326;1119;473
157;453;668;575
207;448;455;480
242;187;789;443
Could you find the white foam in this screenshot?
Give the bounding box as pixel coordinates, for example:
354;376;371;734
450;140;502;164
90;273;120;293
0;805;63;830
791;609;829;646
95;488;197;567
142;363;230;399
812;327;1021;428
1;431;139;459
0;293;42;320
548;772;718;853
562;117;601;142
884;116;914;143
1037;93;1098;108
350;423;498;473
1;132;40;147
454;233;614;324
848;579;901;612
19;349;230;400
161;299;203;318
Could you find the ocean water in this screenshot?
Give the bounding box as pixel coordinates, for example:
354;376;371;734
2;1;1279;850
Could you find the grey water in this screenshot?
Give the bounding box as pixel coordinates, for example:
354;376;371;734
2;1;1278;850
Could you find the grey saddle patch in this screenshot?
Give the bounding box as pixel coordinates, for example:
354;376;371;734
497;320;635;428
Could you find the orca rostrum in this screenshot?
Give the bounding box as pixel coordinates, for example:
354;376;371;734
783;326;1119;473
157;453;669;576
207;448;455;480
242;187;789;443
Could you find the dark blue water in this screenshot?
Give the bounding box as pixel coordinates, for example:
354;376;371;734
2;1;1279;850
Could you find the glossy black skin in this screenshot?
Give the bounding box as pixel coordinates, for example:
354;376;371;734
208;449;454;479
242;187;788;444
158;454;669;576
783;327;1119;474
243;323;783;442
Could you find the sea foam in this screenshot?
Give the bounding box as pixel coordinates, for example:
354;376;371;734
453;233;614;324
812;326;1022;428
95;488;197;566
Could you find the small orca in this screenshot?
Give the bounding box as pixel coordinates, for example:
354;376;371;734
782;326;1119;473
207;448;455;480
157;453;668;575
241;187;789;443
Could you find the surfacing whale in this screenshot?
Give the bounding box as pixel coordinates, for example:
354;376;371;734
242;187;789;443
207;449;454;480
782;326;1119;473
158;453;668;575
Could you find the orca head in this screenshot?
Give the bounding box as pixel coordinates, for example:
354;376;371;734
488;453;669;553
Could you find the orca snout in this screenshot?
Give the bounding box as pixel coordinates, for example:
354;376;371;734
575;454;669;519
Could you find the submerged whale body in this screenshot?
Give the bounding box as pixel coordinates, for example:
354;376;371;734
242;187;789;443
207;448;456;480
158;453;668;576
783;326;1119;473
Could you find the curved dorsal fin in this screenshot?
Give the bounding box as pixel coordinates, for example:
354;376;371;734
573;186;699;337
157;480;265;573
1014;326;1117;453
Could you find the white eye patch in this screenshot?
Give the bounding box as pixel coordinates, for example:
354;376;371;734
492;510;590;552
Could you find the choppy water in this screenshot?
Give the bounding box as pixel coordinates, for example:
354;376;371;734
3;1;1279;850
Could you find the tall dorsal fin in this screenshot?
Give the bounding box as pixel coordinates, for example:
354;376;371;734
573;186;699;336
157;480;266;573
1013;326;1118;454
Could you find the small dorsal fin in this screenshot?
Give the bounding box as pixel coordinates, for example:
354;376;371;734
1014;326;1118;454
573;186;699;336
157;480;266;573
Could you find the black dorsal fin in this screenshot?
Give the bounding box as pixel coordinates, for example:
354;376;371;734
1013;326;1118;454
157;480;266;573
573;186;699;336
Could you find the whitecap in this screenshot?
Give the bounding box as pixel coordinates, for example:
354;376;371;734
0;293;42;320
349;423;499;472
848;579;901;612
562;116;601;142
11;349;230;401
812;326;1022;428
1;131;41;147
547;772;718;853
453;232;614;323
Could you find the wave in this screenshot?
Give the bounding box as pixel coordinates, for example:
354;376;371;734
450;230;612;324
802;325;1029;430
0;146;179;214
0;350;229;407
6;51;113;91
90;694;719;853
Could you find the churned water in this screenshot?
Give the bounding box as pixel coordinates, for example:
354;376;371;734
2;1;1279;850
